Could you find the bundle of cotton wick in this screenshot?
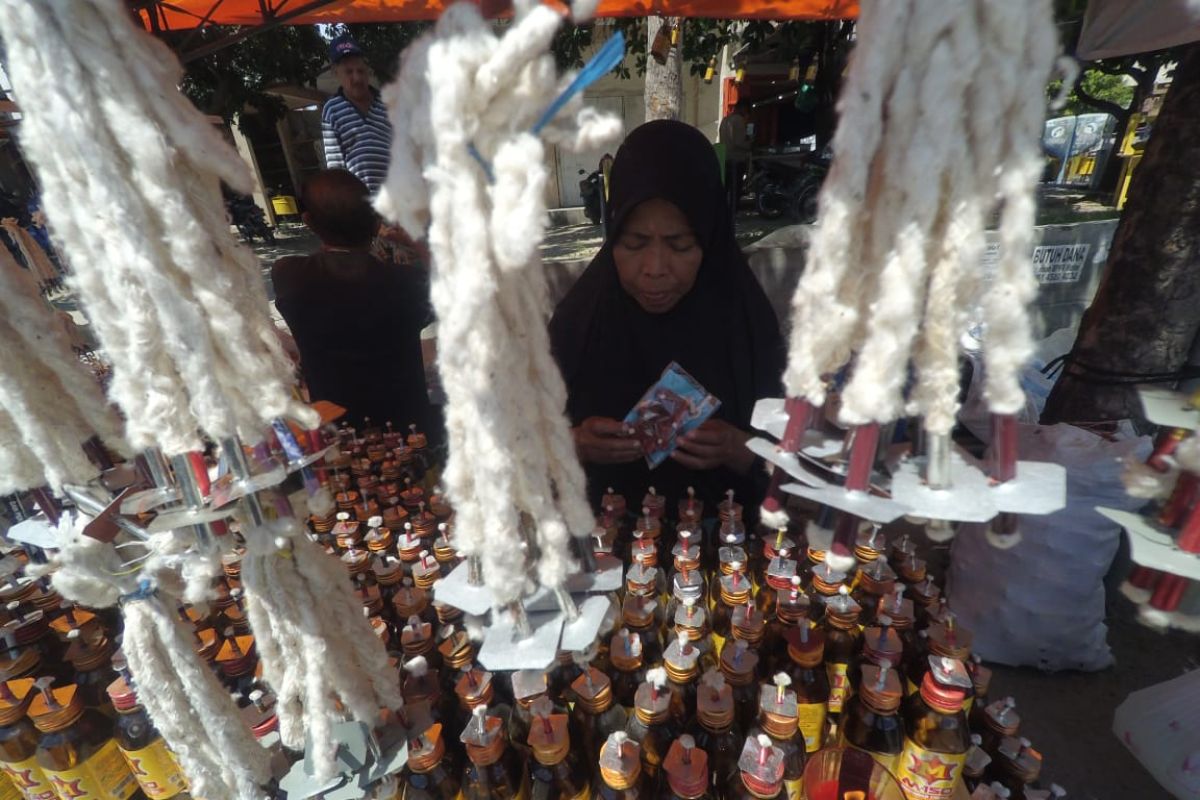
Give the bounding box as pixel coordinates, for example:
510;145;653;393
375;0;621;614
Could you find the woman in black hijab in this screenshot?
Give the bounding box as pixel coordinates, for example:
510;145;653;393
550;119;785;515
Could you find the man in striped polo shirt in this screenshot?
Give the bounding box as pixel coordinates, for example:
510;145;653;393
321;34;391;194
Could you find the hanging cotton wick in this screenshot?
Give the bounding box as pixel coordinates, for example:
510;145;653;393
374;0;621;608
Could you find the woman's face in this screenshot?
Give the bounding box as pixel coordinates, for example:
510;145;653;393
613;198;702;314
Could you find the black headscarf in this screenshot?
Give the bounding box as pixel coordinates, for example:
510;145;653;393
550;120;784;513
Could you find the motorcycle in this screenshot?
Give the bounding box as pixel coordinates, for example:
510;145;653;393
224;191;276;245
579;167;603;225
746;152;829;222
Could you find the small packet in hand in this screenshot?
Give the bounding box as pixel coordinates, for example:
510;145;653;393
623;361;720;469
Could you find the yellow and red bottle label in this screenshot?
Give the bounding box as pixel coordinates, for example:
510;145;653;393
797;702;827;753
0;771;29;800
783;776;804;800
1;757;59;800
42;740;139;800
119;740;188;800
894;739;967;800
826;663;851;714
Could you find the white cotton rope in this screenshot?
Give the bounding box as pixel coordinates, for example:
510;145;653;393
0;0;316;457
47;513;270;800
375;1;621;605
0;245;124;494
782;0;1059;434
239;517;404;783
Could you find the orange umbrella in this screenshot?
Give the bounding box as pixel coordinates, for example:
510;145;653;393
140;0;858;28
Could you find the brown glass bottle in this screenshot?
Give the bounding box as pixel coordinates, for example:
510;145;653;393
592;732;647;800
107;678;190;800
402;722;461;800
840;663;904;775
994;736;1042;797
724;735;786;800
821;589;861;718
708;545;749;615
711;573;752;657
460;706;529;800
620;595;664;668
65;632;118;713
0;679;57;800
29;680;141;800
663;735;713;800
569;669;627;764
717;640;760;734
763;579;810;675
526;703;590;800
782;625;828;754
608;630;647;712
905;620;972;705
852;558;897;626
685;670;742;792
661;634;702;724
748;680;805;800
624;670;680;785
894;657;971;800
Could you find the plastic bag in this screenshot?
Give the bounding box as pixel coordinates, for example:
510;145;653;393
947;421;1151;671
1114;669;1200;799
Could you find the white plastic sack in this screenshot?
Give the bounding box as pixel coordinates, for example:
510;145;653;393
947;422;1151;671
1114;668;1200;799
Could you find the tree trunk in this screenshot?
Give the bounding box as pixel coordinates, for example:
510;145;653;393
1041;43;1200;425
645;17;683;122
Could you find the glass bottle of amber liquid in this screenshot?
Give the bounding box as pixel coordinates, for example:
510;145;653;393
718;641;760;734
686;670;742;791
852;558;897;626
593;732;646;800
526;699;590;800
623;668;680;789
569;668;627;764
401;722;461;800
723;735;786;800
620;594;664;668
894;657;972;800
746;676;805;800
460;705;529;800
756;530;796;594
763;578;810;676
663;735;712;800
29;678;141;800
904;619;971;702
662;634;702;724
711;571;753;657
672;600;716;674
821;588;862;720
782;625;828;755
840;663;904;775
107;678;190;800
65;631;118;713
0;678;58;800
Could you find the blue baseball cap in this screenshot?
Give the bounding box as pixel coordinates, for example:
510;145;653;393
329;33;364;64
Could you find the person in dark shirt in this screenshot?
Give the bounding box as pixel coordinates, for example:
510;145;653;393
271;169;435;436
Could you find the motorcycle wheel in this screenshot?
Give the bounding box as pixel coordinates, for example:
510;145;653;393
794;182;821;223
756;186;788;220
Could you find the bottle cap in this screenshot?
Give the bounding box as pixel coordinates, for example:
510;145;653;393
928;618;973;660
511;669;548;703
0;677;34;725
407;722;446;773
786;623;825;667
526;697;570;766
985;696;1020;736
920;656;970;713
720;638;759;685
28;678;84;732
621;593;657;628
738;735;785;796
599;731;641;790
861;619;904;666
634;667;671;720
106;676;139;712
758;673;798;738
609;628;644;671
664;734;709;798
824;585;862;621
732;600;765;643
697;668;734;729
673;597;708;630
571;668;614;713
859;663;902;713
765;555;799;590
455;667;494;708
664;631;701;680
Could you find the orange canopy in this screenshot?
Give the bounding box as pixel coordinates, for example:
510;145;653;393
140;0;858;29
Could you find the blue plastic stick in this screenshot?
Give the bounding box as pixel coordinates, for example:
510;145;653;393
532;31;626;134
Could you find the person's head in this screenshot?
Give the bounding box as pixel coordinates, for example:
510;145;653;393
605;120;732;315
301;169;379;249
330;34;371;102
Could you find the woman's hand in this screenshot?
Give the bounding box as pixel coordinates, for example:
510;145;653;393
573;417;643;465
672;419;755;473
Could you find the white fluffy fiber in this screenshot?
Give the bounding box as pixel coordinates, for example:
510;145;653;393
782;0;1059;433
0;244;124;494
0;0;315;456
375;2;620;605
47;513;270;800
239;517;403;782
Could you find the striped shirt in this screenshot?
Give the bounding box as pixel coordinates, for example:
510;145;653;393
321;88;392;194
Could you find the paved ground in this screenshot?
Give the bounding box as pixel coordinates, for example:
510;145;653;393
251;214;1198;799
